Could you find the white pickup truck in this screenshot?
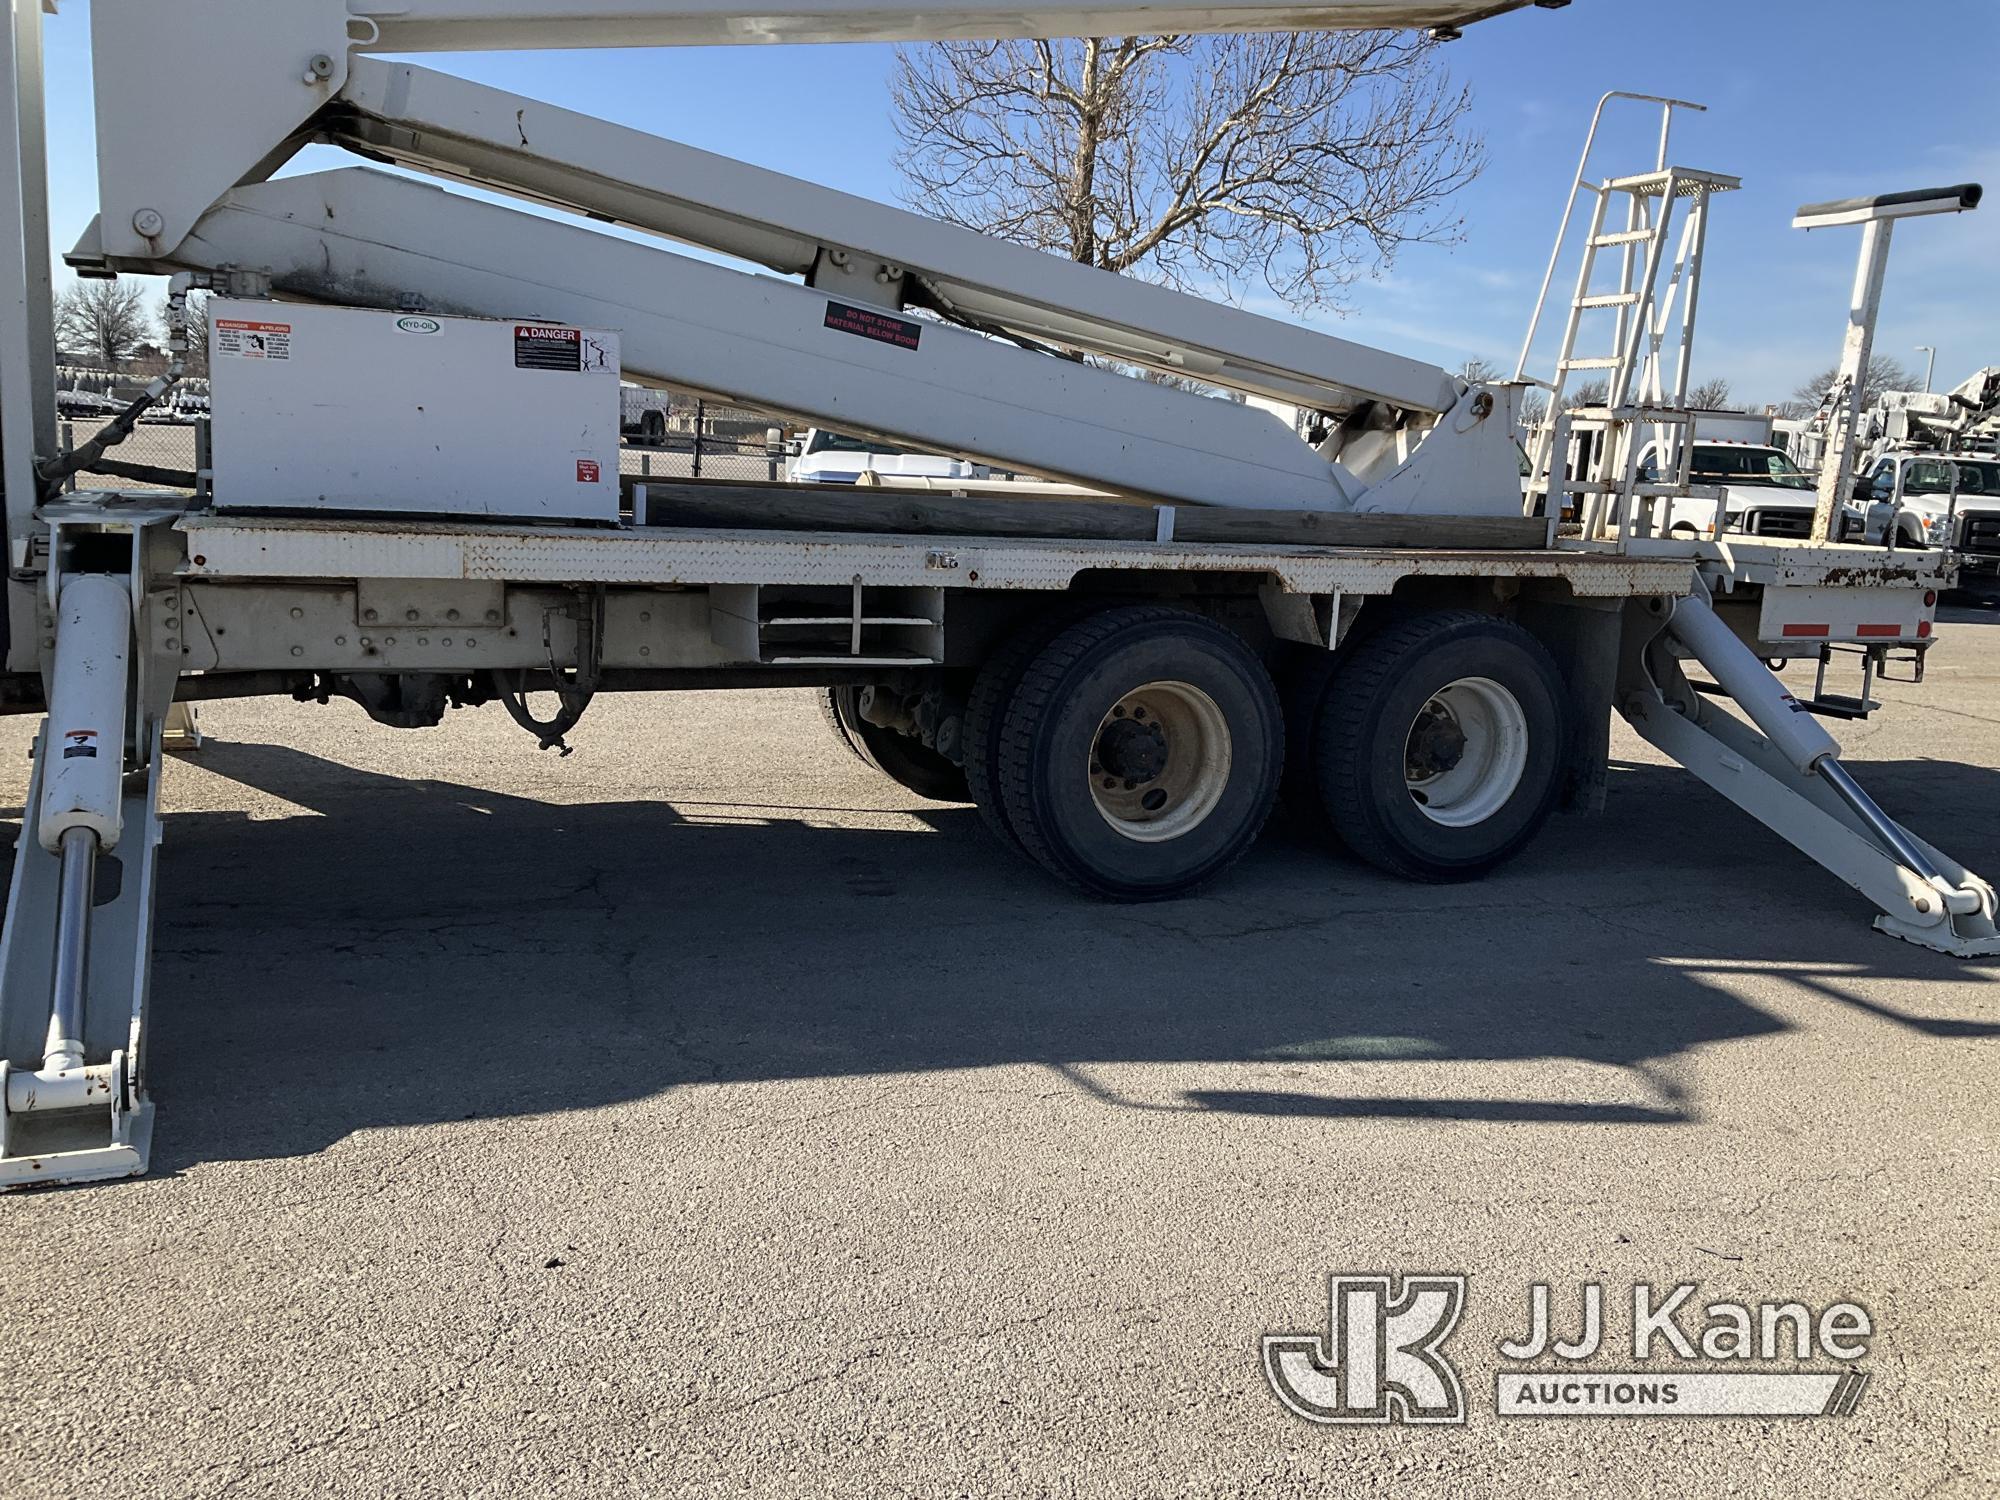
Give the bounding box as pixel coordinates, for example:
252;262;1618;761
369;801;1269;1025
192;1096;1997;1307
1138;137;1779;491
1636;437;1819;538
789;428;998;484
1845;450;2000;580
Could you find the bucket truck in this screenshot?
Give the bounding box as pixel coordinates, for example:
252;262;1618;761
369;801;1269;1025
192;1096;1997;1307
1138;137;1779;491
1815;368;2000;574
0;3;1993;1189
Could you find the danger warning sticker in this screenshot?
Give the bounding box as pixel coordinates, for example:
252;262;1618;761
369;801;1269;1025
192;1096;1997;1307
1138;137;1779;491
215;319;292;360
576;459;601;483
515;324;583;371
61;728;99;760
822;301;923;352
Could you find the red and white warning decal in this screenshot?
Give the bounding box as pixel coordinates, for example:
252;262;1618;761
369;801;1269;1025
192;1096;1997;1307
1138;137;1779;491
61;728;100;760
576;459;601;483
215;319;292;360
515;324;582;371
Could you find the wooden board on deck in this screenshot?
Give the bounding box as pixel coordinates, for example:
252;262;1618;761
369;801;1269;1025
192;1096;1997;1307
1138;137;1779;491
625;478;1545;551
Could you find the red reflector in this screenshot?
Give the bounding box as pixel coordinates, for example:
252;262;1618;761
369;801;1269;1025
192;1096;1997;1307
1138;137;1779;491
1781;623;1831;637
1918;619;1933;638
1925;590;1937;606
1856;623;1902;637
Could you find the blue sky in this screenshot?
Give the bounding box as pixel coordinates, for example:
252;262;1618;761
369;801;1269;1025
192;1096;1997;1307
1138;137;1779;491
41;0;1999;408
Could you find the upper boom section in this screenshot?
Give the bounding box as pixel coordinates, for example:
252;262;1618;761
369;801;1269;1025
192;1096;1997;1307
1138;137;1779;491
86;0;1559;269
350;0;1555;50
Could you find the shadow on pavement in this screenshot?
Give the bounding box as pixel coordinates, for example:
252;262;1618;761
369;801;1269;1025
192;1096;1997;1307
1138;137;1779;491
35;737;2000;1172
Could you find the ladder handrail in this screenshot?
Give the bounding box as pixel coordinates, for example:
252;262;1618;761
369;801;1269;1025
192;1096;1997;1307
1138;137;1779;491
1512;91;1706;383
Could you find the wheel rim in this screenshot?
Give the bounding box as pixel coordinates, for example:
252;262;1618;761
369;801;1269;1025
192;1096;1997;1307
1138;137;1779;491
1088;680;1232;843
1403;676;1529;828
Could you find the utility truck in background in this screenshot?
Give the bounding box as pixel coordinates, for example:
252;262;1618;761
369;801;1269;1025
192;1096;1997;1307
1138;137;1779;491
1633;432;1818;539
1848;450;2000;574
1813;367;2000;574
0;3;1994;1189
1568;408;1818;539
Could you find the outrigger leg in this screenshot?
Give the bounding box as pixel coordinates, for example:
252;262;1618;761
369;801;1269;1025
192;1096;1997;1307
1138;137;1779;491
1;539;174;1186
1621;588;2000;957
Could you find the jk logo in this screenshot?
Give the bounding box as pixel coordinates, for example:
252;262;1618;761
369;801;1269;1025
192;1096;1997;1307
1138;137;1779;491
1263;1275;1467;1425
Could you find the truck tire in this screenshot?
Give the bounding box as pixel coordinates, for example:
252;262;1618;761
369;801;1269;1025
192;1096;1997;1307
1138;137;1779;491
1266;642;1344;852
961;631;1051;858
996;607;1284;900
820;686;969;803
640;408;666;445
1313;610;1565;882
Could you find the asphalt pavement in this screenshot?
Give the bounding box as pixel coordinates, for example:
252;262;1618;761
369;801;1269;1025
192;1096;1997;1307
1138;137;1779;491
2;611;1996;1498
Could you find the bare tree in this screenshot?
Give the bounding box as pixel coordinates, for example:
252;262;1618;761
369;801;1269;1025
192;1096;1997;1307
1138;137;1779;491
1459;358;1501;385
1564;379;1608;409
1790;356;1915;414
890;32;1481;312
158;288;211;379
54;280;153;366
1688;377;1733;410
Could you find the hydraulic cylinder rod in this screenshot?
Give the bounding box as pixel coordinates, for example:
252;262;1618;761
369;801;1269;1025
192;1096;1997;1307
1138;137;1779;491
1815;758;1980;915
41;827;98;1074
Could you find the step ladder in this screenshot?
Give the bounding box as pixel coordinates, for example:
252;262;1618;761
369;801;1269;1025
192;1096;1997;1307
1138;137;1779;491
1516;93;1740;546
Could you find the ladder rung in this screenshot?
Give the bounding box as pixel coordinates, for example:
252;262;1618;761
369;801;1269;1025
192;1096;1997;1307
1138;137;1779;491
1560;358;1621;370
1589;230;1653;246
1577;294;1640;308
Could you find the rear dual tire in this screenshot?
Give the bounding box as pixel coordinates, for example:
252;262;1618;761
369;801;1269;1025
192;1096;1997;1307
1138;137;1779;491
986;607;1285;900
1308;611;1567;882
960;605;1566;897
820;686;968;803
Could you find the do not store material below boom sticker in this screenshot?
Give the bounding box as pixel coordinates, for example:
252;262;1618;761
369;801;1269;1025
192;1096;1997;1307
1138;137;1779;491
822;301;923;351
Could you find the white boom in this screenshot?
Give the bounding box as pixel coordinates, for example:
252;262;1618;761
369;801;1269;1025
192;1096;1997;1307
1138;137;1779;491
69;0;1544;514
83;0;1560;268
158;168;1360;509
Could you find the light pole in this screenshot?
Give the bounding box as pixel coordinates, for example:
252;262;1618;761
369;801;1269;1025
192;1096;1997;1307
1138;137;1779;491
1916;345;1935;393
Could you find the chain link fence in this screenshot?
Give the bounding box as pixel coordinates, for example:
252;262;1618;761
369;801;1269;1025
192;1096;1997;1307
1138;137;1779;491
619;397;791;484
55;413;204;491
